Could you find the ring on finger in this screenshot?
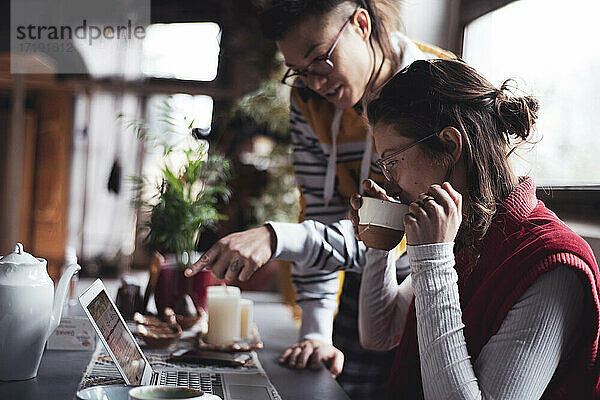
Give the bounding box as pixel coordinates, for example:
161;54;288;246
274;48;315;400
418;195;436;209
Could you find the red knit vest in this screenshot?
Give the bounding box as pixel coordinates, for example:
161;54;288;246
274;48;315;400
385;179;600;399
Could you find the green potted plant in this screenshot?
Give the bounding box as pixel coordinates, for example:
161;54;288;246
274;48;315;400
130;100;231;314
140;147;231;263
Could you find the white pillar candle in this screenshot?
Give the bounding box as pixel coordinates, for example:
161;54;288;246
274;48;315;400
239;299;254;339
207;286;240;296
206;286;241;346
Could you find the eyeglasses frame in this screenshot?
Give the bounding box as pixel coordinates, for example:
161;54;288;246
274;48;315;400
375;132;440;181
281;7;360;87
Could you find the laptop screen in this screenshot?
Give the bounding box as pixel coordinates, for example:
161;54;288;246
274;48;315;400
86;289;146;385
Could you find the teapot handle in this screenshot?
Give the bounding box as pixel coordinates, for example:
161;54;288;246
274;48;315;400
47;263;82;340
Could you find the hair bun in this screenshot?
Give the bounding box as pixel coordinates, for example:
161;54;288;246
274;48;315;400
494;79;539;141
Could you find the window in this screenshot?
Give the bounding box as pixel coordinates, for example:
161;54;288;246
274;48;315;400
147;94;213;137
142;22;221;81
462;0;600;186
143;94;214;187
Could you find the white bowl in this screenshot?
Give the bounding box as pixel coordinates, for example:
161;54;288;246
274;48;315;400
128;386;214;400
76;385;130;400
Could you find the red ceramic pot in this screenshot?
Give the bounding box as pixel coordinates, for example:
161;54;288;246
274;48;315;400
154;254;213;313
185;267;212;311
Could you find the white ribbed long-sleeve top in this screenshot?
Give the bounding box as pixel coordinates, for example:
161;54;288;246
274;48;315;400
359;244;584;399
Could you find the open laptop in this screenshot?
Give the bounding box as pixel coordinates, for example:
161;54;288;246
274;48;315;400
79;279;277;400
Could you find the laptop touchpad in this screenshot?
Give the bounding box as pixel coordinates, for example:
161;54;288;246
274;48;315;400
228;385;270;400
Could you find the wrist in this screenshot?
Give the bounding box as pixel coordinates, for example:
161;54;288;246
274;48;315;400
363;248;391;272
265;221;313;261
302;332;332;345
407;242;454;273
264;223;277;257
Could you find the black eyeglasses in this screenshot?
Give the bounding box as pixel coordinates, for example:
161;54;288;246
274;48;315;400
281;7;359;88
376;132;439;181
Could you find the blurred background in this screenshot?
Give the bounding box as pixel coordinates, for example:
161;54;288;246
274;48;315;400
0;0;599;293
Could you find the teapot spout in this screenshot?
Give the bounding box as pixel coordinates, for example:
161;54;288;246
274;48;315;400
47;263;81;339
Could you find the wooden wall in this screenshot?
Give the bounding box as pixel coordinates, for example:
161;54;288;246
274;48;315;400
19;114;37;248
0;112;37;253
31;91;73;280
0;69;73;282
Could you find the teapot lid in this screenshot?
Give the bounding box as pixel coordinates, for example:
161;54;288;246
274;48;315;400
0;243;42;265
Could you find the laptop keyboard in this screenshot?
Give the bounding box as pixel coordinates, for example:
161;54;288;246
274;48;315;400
156;370;224;399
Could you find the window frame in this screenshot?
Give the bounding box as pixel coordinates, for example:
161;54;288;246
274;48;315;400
457;0;600;249
457;0;516;56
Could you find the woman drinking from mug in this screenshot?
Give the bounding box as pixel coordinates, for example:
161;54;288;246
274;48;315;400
349;59;600;399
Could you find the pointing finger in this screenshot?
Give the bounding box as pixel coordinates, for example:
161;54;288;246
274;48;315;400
185;246;218;277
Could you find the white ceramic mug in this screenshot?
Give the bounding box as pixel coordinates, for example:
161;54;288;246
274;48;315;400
128;386;219;400
358;197;409;250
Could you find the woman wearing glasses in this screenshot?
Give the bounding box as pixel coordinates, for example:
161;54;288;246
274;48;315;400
259;3;453;397
186;1;453;398
349;59;600;398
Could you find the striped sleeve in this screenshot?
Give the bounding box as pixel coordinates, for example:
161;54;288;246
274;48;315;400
268;219;365;273
268;218;366;343
278;96;368;342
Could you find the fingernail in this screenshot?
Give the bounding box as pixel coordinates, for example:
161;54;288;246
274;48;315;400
184;268;192;277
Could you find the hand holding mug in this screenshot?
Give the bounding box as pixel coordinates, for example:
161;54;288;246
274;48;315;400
350;180;408;250
404;182;462;246
349;179;391;241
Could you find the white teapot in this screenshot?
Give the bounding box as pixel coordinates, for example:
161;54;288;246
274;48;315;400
0;243;80;381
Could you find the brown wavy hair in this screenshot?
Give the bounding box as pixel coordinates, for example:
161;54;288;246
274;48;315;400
260;0;403;100
367;59;539;252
